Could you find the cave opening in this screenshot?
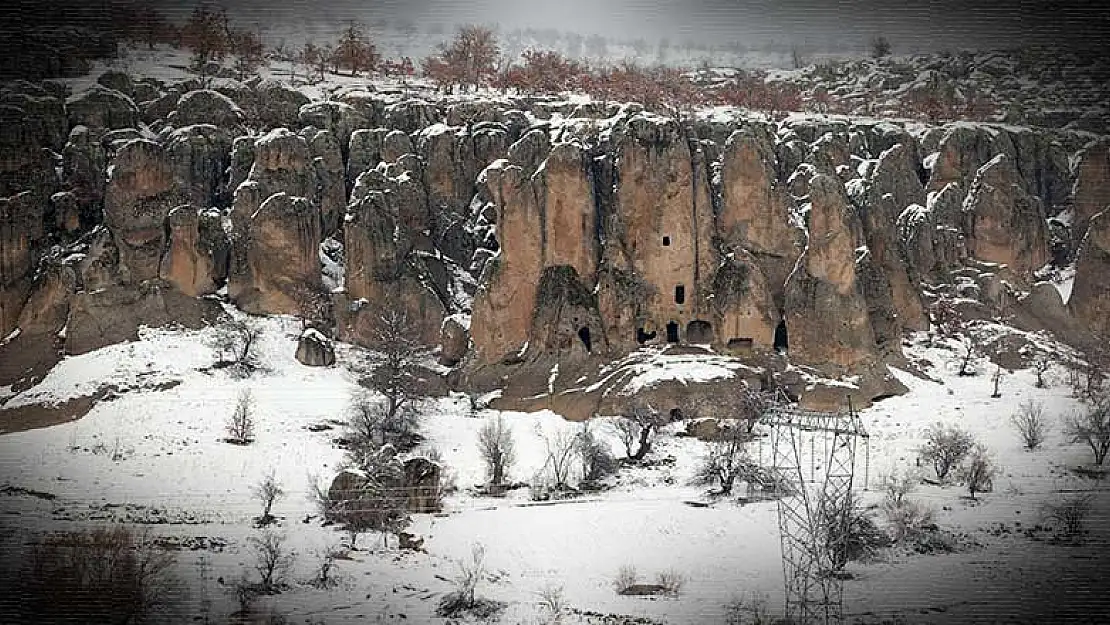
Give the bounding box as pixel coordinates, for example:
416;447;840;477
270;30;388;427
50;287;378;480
577;326;592;352
774;320;789;352
666;321;680;343
636;327;657;344
663;236;671;247
674;285;685;305
686;320;713;344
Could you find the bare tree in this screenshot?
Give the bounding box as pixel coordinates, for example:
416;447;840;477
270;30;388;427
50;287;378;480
816;490;887;572
248;531;294;591
1062;396;1110;465
334;444;411;549
209;318;262;374
612;401;666;461
693;428;763;496
226;389;256;445
870;35;892;58
542;429;579;489
251;470;285;526
918;422;976;481
438;543;501;618
1032;353;1052;389
990;365;1004;398
332;20;380;76
878;470;933;542
290;282;333;333
357;308;426;452
345;391;417;453
477;413;516;486
957;444;995;499
310;541;344;589
1011;400;1048;451
577;420;617;483
1040;493;1094;543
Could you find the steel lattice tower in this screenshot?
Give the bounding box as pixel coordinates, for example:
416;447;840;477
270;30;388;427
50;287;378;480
763;396;868;625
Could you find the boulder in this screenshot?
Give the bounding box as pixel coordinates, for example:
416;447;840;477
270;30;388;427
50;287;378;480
65;85;139;132
296;328;336;366
439;314;470;366
167;89;244;129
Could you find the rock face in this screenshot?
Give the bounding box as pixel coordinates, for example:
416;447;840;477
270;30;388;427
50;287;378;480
962;154;1049;276
65;85;139;132
1070;210;1110;338
0;192;45;336
439;315;470;366
103;139;186;283
165;124;232;210
158;206;226;297
167;90;244;129
295;328;336;366
228;192;322;316
1072;138;1110;244
783;174;876;368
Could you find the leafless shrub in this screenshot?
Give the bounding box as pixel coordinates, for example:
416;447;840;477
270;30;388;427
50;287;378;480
536;582;567;620
1011;400;1048;451
477;413;516;486
542;428;580;489
612;564;638;594
918;422;976;481
248;531;294;592
310;542;345;589
817;490;889;571
724;592;773;625
437;543;503;619
957;444;995;499
1062;396;1110;465
612;401;665;461
1040;493;1094;543
879;471;934;542
14;526;178;624
1032;354;1052;388
334;445;412;549
209;318;262;375
655;569;686;597
226;389;256;445
693;428;762;496
251;470;285;526
577;421;618;483
354;309;427;453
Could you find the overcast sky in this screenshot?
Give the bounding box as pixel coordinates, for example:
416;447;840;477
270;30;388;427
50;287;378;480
147;0;1110;52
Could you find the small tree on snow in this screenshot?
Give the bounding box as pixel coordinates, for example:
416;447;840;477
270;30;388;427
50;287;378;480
251;470;285;526
918;422;975;481
694;428;762;496
1010;400;1048;451
542;429;579;490
357;308;426;452
477;413;515;486
957;444;995;499
1032;353;1052;389
209;318;262;374
247;531;294;591
1062;397;1110;465
577;421;618;483
613;401;666;462
226;389;256;445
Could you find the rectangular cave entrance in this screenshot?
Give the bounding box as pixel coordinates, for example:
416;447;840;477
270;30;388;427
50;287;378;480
666;321;680;343
727;337;754;351
774;320;789;352
686;320;712;344
674;285;685;305
636;327;657;344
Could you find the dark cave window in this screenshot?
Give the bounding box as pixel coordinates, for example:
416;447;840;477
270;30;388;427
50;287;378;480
727;337;754;350
686;320;713;344
662;236;671;247
577;327;592;352
636;327;657;344
774;320;789;352
666;321;680;343
674;285;685;305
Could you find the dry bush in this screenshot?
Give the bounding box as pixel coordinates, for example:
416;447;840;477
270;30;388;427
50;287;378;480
311;542;345;589
536;582;567;620
918;422;976;481
957;444;996;499
1011;400;1048;451
879;471;934;542
612;564;638;594
693;428;763;496
248;531;294;592
437;543;503;619
477;413;516;486
724;592;773;625
577;421;618;483
13;526;177;624
1062;396;1110;465
226;389;256;445
1040;493;1094;543
251;469;285;526
655;569;686;597
818;490;889;571
613;401;666;462
210;318;262;374
542;429;580;489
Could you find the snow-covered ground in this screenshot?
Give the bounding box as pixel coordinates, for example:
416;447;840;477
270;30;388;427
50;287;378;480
2;314;1107;624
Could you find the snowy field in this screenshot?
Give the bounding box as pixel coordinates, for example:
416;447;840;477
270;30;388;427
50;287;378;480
1;311;1108;624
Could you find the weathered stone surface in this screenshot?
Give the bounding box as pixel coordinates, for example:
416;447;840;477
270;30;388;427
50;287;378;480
439;314;470;366
298;101;367;159
783;174;876;368
244;79;310;130
103;139;186;283
295;328;336;366
65;280;221;356
159;206;227;297
0;103;59;198
347;128;390;182
61;125;106;218
228;192;322;316
165;124;232;210
65;85;139;131
230;128;315;235
1070;210;1110;338
962;154;1049;276
0;192;46;335
383;99;439;134
300;127;346;235
167;89;244;129
1071;137;1110;244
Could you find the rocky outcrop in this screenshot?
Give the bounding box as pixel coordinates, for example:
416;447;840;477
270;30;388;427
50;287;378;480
65;85;139;132
962;154;1049;277
439;315;470;366
783;174;876;368
61;125;107;222
228;192;322;316
1071;138;1110;244
300;127;347;235
0;192;46;336
102;139;186;283
166;89;244;129
1070;210;1110;338
165;124;232;211
158;206;227;297
298;101;367;160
